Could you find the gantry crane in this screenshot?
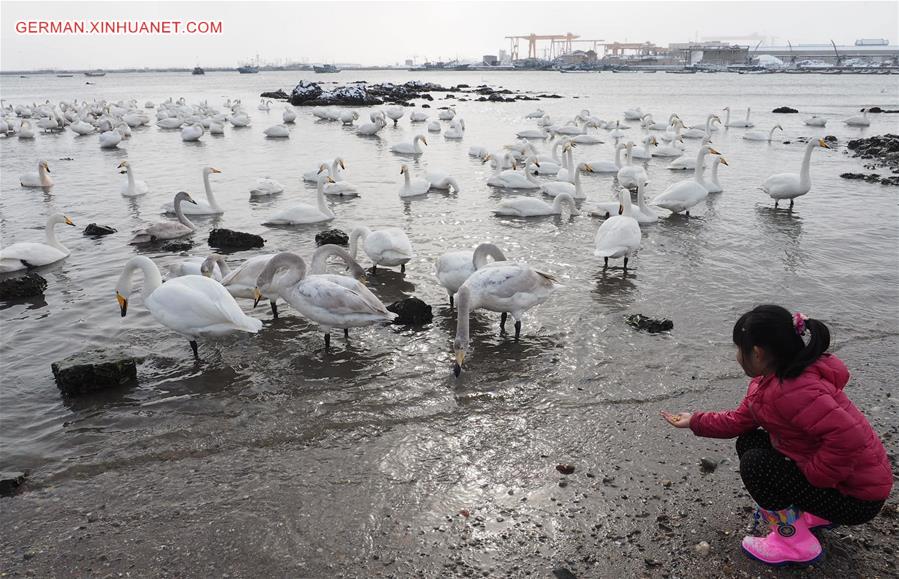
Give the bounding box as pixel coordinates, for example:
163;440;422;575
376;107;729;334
505;33;580;61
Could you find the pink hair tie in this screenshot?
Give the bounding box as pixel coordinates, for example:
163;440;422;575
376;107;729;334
793;312;809;336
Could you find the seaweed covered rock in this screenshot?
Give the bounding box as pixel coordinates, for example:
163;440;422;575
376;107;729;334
260;89;289;100
847;134;899;170
626;313;673;333
208;228;265;250
83;223;117;236
314;228;349;247
0;273;47;300
290;80;382;106
772;106;799;113
0;471;26;497
387;297;433;325
52;350;139;396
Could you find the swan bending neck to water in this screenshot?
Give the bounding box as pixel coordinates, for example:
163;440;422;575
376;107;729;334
435;243;507;306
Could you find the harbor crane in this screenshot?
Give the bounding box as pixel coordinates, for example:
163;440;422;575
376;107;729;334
506;33;579;60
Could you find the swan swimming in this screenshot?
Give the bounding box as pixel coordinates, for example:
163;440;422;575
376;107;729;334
494;192;580;218
390;134;428;155
425;171;461;193
723;106;754;128
20;160;53;188
116;256;262;359
132;192;197;243
264;174;336;225
743;125;783;142
617;142;647;190
0;213;75;273
118;160;149;197
250;177;285;197
653;145;720;215
263;124;290;138
162;167;223;215
760;138;830;208
398;164;431;198
845;108;870;127
349;226;415;273
180;123;204;141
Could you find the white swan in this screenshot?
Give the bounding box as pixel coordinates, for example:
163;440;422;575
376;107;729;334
220;245;365;318
385;105;404;125
118;160;149;197
666;136;712;170
427;121;441;133
617;142;647;189
743;125;783;142
594;181;641;270
133;192;197;243
253;253;394;349
494;192;579;218
18;120;35;139
250;176;285;197
435;243;507;306
444;119;465;139
683;114;720;139
485;156;541;189
623;107;643;121
263;124;290;138
180;123;204;141
410;111;429;123
589;181;658;225
20;160;54;188
168;254;231;281
0;213;75;273
99;127;122;149
516;129;549;140
425;171;461;193
70;119;95;135
701;156;728;193
115;256;262;359
398;164;431;198
390;134;428;155
349;226;415;273
304;158;345;183
845;109;870;127
452;261;559;376
542;163;592;199
264;174;335;225
357;118;386;136
724;106;754;128
438;108;456;121
230;112;251;127
340;111;360;125
760;139;830;208
653;145;719;215
258;99;271;111
583;143;624;173
526;109;545;119
630;135;657;160
804;116;827;127
652;127;685;157
162;167;223;215
282;107;297;124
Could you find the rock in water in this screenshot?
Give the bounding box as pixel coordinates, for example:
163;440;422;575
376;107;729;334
314;228;349;247
160;240;193;253
0;471;26;497
626;314;673;333
387;298;433;325
83;223;117;236
260;89;288;100
772;106;799;113
208;228;265;250
0;273;47;300
51;350;139;396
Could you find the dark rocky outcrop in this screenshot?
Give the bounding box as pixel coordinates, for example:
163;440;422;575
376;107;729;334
847;134;899;170
290;80;383;106
52;350;139;396
283;80;554;107
840;172;899;186
387;297;433;325
260;89;289;100
208;228;265;250
160;240;193;252
772;106;799;113
0;273;47;300
314;228;348;247
83;223;117;236
865;107;899;113
0;471;26;497
626;314;673;333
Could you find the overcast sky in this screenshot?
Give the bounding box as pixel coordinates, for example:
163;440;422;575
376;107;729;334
2;1;896;69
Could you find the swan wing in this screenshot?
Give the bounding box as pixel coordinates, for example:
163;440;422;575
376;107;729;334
0;242;67;268
147;276;261;335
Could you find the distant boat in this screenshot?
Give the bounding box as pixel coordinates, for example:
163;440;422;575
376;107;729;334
56;74;74;78
314;64;339;73
237;64;259;74
192;66;205;75
84;70;106;77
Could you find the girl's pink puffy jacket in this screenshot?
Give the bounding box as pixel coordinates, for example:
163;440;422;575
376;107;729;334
690;354;892;501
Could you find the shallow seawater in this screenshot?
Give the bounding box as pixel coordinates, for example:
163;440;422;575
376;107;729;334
1;70;897;482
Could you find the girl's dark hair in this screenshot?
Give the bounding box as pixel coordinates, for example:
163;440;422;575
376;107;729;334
732;304;831;380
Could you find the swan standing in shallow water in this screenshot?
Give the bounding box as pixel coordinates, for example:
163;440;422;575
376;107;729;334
390;134;428;155
250;177;285;197
221;244;365;318
385;105;404;125
118;160;149;197
452;261;559;376
653;145;720;215
724;106;754;128
617;142;647;189
264;174;335;225
254;253;394;349
398;164;431;198
760;138;830;208
0;213;75;273
162;167;223;215
18;120;35;139
494;192;579;218
349;226;415;273
20;160;53;188
436;243;507;306
701;156;728;193
99;126;123;148
132;192;197;243
845;108;870;127
594;181;642;270
116;256;262;359
743;124;782;142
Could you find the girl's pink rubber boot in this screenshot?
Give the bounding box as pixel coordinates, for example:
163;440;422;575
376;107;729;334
742;507;823;566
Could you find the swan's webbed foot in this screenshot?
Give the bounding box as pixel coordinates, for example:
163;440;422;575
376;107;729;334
500;312;508;333
514;320;521;341
324;333;331;350
189;340;199;359
401;263;406;273
270;301;278;319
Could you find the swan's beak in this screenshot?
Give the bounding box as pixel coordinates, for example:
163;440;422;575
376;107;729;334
119;170;127;174
64;216;75;226
453;350;465;378
719;157;729;166
534;160;540;167
618;204;624;215
327;177;336;183
585;164;594;172
818;138;830;149
44;164;51;173
117;161;126;168
708;147;721;155
400;167;405;174
252;287;262;308
318;166;326;174
481;155;492;164
116;291;128;317
339;160;346;170
186;194;198;205
211;168;222;174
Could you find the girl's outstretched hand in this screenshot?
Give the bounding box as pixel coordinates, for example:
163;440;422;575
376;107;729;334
661;411;693;428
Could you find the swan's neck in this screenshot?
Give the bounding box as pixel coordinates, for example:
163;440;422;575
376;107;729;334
573;166;583;194
724;109;731;125
745;108;751;121
710;160;721;186
310;245;354;275
260;253;306;297
636;181;649;210
316;179;334;217
174;197;196;230
348;226;371;260
454;286;472;353
526;164;540;184
45;218;67;252
119;256;163;299
694;151;709;182
331;159;342;181
552;140;562;163
126;165;135;189
799;142;816;188
552;194;575;213
620;186;634;217
768;126;778;141
202;171;221;211
566;147;574;172
413;136;423;153
705;115;713;132
403;170;411;188
614;145;623;169
38;164;50;185
472;243;505;269
625;147;634;166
